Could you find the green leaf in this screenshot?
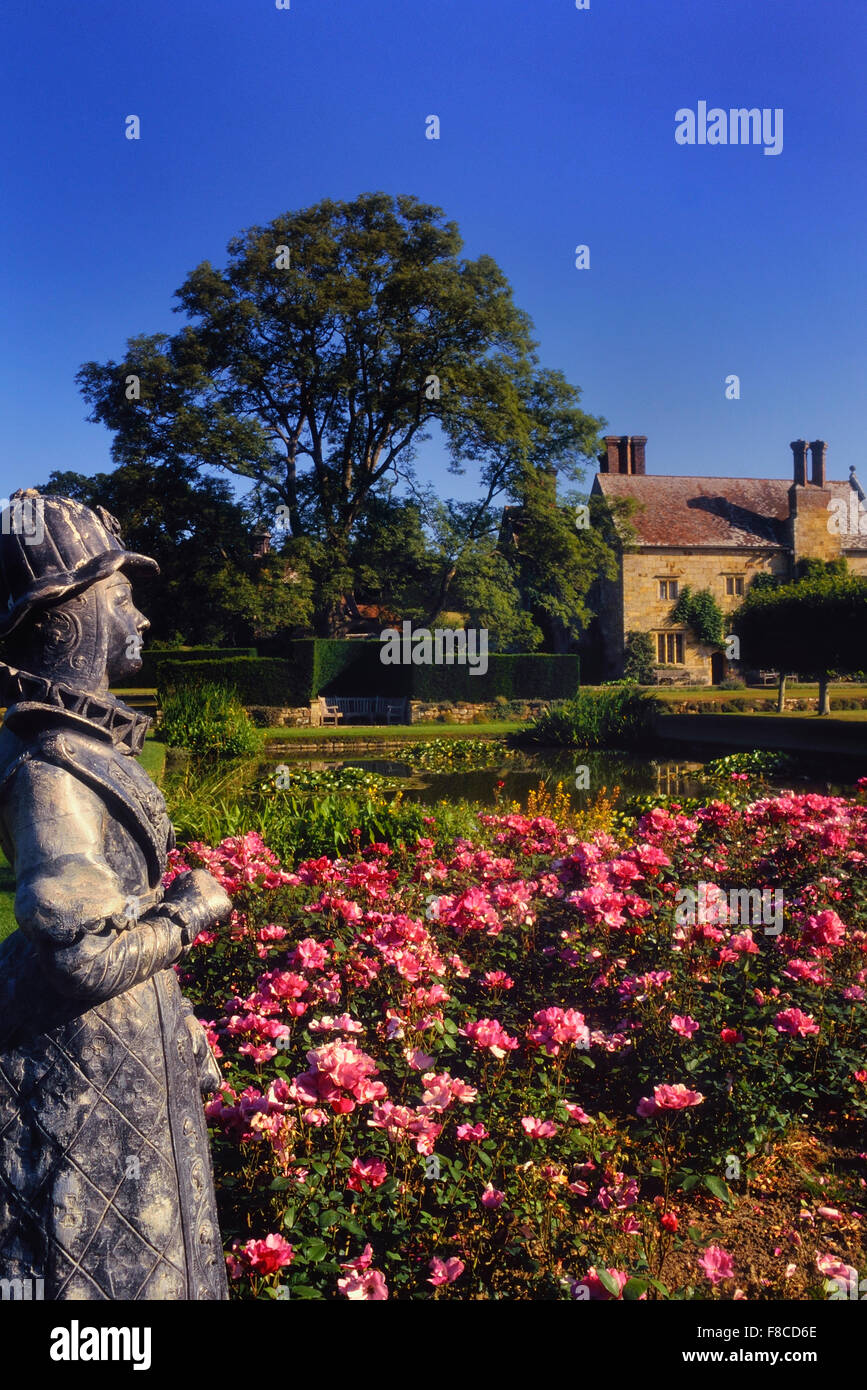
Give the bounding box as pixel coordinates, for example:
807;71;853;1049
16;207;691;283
303;1239;328;1263
703;1175;734;1206
622;1278;649;1301
597;1268;621;1297
319;1209;342;1228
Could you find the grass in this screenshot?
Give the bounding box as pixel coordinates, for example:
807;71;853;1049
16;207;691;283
705;708;867;721
0;852;15;942
138;737;166;780
261;721;523;741
647;682;867;700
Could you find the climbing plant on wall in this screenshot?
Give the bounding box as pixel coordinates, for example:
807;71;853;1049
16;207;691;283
671;586;725;646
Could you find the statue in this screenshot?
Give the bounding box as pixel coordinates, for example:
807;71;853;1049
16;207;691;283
0;490;231;1300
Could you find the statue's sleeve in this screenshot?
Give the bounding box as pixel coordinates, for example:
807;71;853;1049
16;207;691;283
5;758;186;1003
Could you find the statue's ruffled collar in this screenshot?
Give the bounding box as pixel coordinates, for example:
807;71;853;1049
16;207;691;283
0;662;151;756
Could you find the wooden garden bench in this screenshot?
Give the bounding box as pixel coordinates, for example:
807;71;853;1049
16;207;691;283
317;695;408;725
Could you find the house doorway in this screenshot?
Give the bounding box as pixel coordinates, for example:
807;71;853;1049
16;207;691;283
711;652;726;685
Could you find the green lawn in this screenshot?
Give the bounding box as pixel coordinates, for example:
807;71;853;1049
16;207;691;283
633;684;867;705
138;736;166;780
262;721;523;742
708;708;867;721
0;852;15;943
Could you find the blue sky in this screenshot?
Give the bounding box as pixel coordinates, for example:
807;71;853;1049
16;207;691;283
0;0;864;508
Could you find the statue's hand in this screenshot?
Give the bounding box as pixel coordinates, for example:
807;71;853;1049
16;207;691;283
163;869;232;945
184;1012;223;1094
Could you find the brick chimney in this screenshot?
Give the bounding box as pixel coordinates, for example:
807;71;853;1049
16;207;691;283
788;438;839;566
598;436;646;474
790;439;808;487
809;439;827;487
598;436;624;473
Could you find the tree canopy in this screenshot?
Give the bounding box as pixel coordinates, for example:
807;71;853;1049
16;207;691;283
38;462;312;647
76;192;608;641
733;561;867;713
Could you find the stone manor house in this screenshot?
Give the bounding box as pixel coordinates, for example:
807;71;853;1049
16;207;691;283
586;435;867;684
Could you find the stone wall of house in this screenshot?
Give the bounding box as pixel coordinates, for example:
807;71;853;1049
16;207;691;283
789;484;843;566
589;563;625;683
620;547;789;683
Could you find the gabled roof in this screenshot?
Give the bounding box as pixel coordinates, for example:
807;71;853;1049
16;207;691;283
593;474;865;550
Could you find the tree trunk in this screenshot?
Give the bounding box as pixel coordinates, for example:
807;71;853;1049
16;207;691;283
424;564;458;627
818;674;831;716
776;672;787;714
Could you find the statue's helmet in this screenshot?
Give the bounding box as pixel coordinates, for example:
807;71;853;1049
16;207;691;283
0;489;159;638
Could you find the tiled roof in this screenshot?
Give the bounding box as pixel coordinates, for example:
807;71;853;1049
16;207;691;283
593;474;866;551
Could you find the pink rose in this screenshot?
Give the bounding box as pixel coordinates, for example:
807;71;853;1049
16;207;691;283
481;1184;506;1209
698;1245;735;1285
637;1083;705;1117
670;1015;699;1039
428;1256;465;1287
521;1116;559;1139
774;1008;820;1038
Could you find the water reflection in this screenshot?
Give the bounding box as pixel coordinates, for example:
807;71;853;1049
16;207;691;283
258;747;710;808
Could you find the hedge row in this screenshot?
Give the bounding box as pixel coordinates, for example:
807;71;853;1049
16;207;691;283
156;644;579;706
129;647;257;687
157;658;298;706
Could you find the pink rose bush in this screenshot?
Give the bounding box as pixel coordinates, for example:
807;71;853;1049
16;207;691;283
175;787;867;1300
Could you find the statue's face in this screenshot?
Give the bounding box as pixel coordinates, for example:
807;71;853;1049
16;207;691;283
103;574;150;683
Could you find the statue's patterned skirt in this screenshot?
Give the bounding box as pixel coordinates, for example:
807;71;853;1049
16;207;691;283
0;936;228;1300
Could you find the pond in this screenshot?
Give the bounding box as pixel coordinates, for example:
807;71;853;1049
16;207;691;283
253;745;847;809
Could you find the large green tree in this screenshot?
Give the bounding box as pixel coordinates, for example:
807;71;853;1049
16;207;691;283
76;192;605;637
38;462;312;647
733;561;867;714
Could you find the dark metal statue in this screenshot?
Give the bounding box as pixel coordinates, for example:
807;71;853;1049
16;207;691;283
0;490;231;1300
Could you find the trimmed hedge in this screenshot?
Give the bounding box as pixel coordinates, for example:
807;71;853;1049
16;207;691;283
404;654;579;703
157;658;300;707
156;645;579;707
316;640;396;695
129;646;256;688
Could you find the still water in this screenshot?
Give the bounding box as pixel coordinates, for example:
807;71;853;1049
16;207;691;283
257;747;840;809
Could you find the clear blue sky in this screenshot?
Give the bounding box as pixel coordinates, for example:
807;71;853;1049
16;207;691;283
1;0;864;507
